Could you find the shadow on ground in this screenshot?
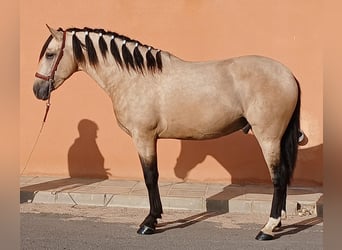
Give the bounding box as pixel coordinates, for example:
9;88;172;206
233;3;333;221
154;211;322;240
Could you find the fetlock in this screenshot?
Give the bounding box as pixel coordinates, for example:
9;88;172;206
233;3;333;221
140;214;157;228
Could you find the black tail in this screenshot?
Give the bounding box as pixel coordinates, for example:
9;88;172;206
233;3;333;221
279;76;301;186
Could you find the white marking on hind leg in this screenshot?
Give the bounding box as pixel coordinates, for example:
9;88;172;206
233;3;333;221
261;217;281;236
281;209;287;220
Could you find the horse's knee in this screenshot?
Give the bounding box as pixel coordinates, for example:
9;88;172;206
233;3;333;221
142;167;159;191
139;155;163;215
139;155;159;185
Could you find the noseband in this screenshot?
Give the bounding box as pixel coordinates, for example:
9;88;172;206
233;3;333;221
35;30;67;87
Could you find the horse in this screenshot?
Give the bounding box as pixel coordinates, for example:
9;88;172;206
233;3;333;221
33;25;301;240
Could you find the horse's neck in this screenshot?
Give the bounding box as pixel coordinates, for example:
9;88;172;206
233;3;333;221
79;60;122;93
65;29;183;97
76;46;174;95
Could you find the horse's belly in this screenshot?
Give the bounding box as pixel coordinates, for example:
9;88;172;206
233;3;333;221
158;116;247;140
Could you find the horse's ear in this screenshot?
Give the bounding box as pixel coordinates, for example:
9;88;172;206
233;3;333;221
46;24;63;41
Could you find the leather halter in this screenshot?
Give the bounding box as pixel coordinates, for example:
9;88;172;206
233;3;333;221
35;30;67;84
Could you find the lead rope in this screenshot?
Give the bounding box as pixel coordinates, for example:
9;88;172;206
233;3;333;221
20;80;53;176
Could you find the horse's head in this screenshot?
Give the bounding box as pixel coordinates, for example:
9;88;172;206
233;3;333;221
33;25;77;100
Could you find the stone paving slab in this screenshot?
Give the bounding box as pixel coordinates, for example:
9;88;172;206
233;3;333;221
20;176;323;216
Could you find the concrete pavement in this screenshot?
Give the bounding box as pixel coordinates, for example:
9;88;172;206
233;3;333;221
20;175;323;216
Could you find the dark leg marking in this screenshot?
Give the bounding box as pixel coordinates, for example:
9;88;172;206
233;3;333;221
256;167;287;241
137;155;163;235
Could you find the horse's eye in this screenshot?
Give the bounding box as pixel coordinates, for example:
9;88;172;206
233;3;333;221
45;52;55;59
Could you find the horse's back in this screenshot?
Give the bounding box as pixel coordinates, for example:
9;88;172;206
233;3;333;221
157;55;298;139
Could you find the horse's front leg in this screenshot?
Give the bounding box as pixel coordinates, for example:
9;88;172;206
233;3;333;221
133;134;163;235
137;154;163;235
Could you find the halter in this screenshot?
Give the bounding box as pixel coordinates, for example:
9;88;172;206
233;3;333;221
35;30;67;86
35;30;66;122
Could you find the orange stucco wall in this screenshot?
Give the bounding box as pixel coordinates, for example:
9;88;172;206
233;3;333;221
20;0;323;186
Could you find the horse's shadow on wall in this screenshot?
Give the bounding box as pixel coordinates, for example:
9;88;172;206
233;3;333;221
20;119;110;203
174;131;323;186
174;132;267;184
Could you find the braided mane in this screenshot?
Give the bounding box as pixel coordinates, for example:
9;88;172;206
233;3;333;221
67;27;163;73
40;27;163;74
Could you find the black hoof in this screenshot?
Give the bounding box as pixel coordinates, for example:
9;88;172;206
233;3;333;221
137;225;155;235
255;231;274;241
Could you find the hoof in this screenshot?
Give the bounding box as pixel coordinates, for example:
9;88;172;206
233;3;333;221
137;225;155;235
255;231;274;241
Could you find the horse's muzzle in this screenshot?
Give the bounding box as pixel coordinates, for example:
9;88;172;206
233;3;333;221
33;81;53;100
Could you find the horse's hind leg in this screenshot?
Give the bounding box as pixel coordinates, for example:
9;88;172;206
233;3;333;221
132;133;163;235
256;169;287;240
252;135;287;240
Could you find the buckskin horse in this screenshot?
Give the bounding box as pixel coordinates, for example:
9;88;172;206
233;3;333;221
33;26;301;240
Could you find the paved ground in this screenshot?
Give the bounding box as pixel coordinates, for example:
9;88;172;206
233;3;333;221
21;203;323;250
20;176;324;249
20;176;323;216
